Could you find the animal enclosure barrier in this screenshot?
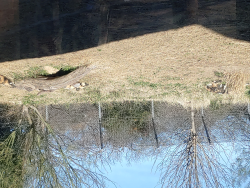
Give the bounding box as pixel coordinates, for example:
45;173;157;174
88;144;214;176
1;101;250;148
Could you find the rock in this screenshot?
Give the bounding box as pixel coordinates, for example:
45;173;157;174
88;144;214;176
65;82;89;90
43;66;59;74
206;80;227;94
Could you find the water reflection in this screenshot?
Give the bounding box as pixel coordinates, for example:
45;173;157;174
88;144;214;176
0;101;250;187
0;0;249;61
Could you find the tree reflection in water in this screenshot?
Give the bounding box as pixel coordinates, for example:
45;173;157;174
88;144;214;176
0;104;113;188
231;107;250;188
156;103;234;188
1;102;250;187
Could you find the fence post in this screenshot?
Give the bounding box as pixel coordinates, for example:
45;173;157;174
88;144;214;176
151;100;159;148
201;105;211;144
98;102;104;149
45;105;49;122
248;103;250;114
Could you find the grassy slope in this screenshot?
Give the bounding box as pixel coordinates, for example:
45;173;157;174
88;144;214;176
0;25;250;107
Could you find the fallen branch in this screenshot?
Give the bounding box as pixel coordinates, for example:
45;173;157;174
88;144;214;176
14;66;95;93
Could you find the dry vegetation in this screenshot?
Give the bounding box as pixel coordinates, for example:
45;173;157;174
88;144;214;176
0;25;250;107
224;71;249;93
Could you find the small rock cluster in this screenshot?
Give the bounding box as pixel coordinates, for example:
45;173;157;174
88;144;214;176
206;80;227;94
65;82;89;91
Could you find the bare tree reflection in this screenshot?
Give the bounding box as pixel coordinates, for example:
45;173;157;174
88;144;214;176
229;105;250;187
0;105;113;188
156;103;234;188
3;101;248;187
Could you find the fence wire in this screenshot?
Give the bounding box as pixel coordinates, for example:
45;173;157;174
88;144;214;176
1;101;250;147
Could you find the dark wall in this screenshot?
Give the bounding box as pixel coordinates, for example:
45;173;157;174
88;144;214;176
236;0;250;38
0;0;249;62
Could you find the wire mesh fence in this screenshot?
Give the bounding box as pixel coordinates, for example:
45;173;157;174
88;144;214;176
1;101;250;147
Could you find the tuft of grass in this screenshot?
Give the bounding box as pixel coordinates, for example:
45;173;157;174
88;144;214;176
87;89;102;101
214;71;224;78
128;77;161;88
184;90;192;94
108;90;121;98
210;99;222;110
12;65;79;81
12;72;24;81
164;83;187;90
134;81;159;88
161;92;170;96
53;65;78;72
25;66;49;78
224;71;249;93
153;67;161;75
245;90;250;98
22;94;41;105
12;66;48;81
164;76;181;81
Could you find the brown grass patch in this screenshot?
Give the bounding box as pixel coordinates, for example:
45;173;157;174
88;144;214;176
1;24;250;106
224;71;249;93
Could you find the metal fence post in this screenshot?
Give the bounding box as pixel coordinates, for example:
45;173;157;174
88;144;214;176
201;105;211;144
248;102;250;114
151;100;159;148
45;105;49;122
98;102;104;149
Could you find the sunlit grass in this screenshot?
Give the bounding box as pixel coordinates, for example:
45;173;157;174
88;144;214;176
224;71;249;94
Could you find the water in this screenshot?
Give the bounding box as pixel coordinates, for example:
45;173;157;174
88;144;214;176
1;101;250;187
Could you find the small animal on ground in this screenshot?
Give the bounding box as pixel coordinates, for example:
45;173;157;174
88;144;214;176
0;75;15;87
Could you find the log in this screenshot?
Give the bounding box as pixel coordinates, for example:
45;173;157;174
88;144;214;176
15;65;95;93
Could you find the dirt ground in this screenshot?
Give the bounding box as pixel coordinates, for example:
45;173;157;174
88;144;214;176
0;24;250;106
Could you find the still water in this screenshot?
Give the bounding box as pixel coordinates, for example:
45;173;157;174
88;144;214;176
97;143;238;188
1;101;250;187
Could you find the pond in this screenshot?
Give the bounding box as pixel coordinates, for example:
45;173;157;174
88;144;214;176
0;101;250;187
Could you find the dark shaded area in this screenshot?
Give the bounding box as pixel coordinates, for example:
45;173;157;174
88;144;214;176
0;126;11;141
0;105;15;141
0;0;249;62
236;0;250;38
42;67;78;79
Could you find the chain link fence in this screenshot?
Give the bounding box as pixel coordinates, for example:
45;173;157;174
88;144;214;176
1;101;250;146
17;101;248;149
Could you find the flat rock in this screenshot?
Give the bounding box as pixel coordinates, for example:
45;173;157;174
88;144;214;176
43;66;59;74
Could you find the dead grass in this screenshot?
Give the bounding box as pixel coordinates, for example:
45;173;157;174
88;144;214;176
224;71;249;93
0;24;250;107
